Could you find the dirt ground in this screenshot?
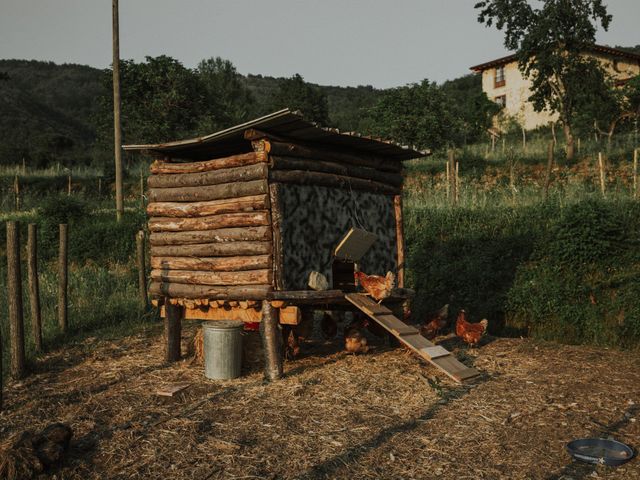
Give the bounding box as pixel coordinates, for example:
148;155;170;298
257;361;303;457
0;321;638;480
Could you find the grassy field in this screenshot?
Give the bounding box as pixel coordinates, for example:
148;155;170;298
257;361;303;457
403;132;640;348
0;135;639;380
0;139;638;479
0;167;150;378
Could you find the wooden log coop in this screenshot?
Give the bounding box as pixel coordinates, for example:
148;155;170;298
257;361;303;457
125;109;479;383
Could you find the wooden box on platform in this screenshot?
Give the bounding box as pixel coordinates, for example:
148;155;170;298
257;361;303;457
125;109;427;378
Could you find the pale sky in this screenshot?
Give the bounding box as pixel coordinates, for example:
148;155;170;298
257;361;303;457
1;0;638;88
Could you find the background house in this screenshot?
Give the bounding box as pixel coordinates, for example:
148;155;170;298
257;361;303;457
470;45;640;130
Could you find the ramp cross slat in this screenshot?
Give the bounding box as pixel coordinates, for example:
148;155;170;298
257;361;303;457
345;293;480;384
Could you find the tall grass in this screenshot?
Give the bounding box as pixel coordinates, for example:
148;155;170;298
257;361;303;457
0;179;150;379
404;132;640;349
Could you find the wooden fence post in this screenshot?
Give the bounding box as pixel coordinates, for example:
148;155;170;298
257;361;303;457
445;161;450;200
67;175;72;196
58;224;68;333
13;175;20;211
260;300;283;381
6;221;26;379
634;148;638;200
455;161;460;205
164;302;182;362
98;177;103;197
393;195;405;289
544;141;554;200
448;150;457;206
140;169;145;209
136;230;149;309
27;224;42;352
0;317;2;410
598;152;606;198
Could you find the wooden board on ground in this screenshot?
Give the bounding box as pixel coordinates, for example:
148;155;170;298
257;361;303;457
344;293;480;383
156;383;191;397
333;228;377;261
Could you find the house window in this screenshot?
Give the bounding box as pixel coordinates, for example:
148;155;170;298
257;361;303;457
495;66;505;87
494;95;506;108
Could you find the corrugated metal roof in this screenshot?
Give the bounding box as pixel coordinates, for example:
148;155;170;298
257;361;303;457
123;109;429;161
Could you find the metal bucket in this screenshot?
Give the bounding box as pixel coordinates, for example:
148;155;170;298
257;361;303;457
202;321;244;380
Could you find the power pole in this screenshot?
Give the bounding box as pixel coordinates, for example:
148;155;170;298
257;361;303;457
113;0;124;221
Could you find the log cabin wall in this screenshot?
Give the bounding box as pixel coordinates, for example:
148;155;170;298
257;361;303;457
265;140;401;291
146;143;274;300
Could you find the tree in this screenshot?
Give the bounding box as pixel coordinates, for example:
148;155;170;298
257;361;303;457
475;0;612;159
440;74;501;145
96;55;220;148
196;57;255;129
591;74;640;146
271;74;330;125
368;80;465;151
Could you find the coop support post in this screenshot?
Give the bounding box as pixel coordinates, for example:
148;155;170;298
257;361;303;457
6;221;26;379
393;195;405;289
136;230;149;309
164;301;182;362
260;300;283;381
27;224;43;352
58;224;68;333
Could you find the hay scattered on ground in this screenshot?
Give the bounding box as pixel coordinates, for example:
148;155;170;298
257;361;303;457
0;323;638;479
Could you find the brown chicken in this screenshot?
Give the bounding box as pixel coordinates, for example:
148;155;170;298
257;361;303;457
282;325;300;360
455;310;488;347
344;317;370;354
420;304;449;340
354;271;395;302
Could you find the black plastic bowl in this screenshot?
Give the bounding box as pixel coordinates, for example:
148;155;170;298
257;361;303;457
566;438;634;466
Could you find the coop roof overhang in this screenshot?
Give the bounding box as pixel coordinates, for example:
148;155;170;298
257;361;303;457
123;109;429;162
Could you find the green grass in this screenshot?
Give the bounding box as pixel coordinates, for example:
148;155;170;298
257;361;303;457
0;174;151;380
2;140;640;383
403;134;640;349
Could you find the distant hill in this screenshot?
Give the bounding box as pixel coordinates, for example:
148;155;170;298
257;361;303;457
0;60;387;167
6;47;635;167
0;59;106;167
242;74;384;132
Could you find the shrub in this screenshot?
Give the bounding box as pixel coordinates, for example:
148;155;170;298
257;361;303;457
505;198;640;347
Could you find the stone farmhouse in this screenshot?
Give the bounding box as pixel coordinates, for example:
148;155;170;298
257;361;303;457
470;45;640;130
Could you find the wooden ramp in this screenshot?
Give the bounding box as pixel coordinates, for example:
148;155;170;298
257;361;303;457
345;293;480;383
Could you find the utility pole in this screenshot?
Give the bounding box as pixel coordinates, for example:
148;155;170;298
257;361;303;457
113;0;124;221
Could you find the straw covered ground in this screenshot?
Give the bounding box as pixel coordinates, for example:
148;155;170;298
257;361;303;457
0;321;638;480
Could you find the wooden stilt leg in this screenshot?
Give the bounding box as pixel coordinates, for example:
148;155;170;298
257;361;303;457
260;300;283;381
165;301;182;362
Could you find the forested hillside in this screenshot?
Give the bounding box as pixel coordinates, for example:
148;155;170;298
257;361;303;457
0;58;488;168
3;44;636;168
0;60;104;167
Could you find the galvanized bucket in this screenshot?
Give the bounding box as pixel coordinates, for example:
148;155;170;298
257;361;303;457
202;321;244;380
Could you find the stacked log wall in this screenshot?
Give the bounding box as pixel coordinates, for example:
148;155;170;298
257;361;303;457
147;149;273;300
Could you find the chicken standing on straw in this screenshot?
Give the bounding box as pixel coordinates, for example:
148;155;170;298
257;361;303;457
354;270;395;303
455;309;488;347
419;303;449;340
